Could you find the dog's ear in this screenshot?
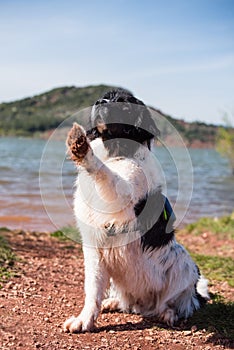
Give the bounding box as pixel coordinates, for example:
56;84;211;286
134;106;160;140
113;89;160;140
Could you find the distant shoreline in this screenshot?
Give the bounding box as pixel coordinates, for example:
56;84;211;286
0;131;215;149
0;84;220;148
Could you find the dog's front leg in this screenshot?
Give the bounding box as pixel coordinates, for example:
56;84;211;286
63;247;109;333
66;123;132;204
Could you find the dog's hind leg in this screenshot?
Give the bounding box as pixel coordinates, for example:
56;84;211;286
101;298;121;313
101;281;132;314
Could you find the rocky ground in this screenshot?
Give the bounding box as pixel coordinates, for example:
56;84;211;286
0;229;233;350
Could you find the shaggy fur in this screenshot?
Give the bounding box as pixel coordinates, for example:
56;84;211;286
64;89;209;333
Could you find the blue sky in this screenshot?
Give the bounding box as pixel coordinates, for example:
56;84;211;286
0;0;233;124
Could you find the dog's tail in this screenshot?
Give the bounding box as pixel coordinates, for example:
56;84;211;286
196;274;210;305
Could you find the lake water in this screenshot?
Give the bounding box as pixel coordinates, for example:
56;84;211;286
0;137;233;232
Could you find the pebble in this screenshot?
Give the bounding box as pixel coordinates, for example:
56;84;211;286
145;336;154;341
183;330;192;336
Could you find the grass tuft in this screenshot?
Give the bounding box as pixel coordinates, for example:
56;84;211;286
186;213;234;239
51;226;81;243
0;234;16;287
191;253;234;287
0;227;11;233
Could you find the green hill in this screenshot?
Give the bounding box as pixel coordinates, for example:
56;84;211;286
0;84;218;147
0;84;118;136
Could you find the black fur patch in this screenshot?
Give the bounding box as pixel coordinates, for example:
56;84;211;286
134;191;175;251
134;196;147;217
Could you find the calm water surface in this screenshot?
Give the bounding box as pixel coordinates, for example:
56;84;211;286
0;137;233;231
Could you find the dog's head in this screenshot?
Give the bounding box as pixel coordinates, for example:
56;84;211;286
88;89;160;157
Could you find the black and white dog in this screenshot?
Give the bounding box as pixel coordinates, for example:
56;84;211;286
64;89;209;333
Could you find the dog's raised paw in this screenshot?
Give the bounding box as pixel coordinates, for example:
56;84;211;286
66;123;90;163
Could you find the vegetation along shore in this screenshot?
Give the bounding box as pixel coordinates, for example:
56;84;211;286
0;84;223;148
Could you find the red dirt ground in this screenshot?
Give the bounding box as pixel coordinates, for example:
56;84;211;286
0;229;233;350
